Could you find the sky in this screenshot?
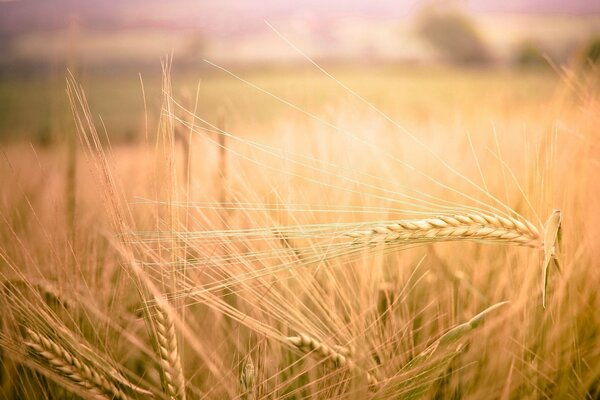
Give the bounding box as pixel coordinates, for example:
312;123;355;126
1;0;600;34
0;0;598;67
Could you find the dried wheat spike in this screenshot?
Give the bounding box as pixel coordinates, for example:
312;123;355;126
345;212;540;247
286;334;379;391
154;299;187;400
24;328;131;400
240;354;256;400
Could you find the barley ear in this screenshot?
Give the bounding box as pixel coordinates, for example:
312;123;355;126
438;301;510;346
285;334;379;391
542;210;561;308
24;328;132;400
406;301;509;369
153;298;186;400
397;302;508;398
240;354;256;400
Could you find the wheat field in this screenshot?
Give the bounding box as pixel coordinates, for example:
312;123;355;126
0;60;599;400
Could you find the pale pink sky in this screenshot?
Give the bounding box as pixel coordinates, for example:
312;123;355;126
1;0;599;34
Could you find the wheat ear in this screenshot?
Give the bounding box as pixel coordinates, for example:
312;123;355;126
286;334;379;391
542;209;561;308
345;212;540;247
24;328;131;400
154;299;186;400
240;354;256;400
406;301;510;369
392;302;509;399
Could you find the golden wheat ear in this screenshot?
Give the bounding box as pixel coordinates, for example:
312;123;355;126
542;209;562;308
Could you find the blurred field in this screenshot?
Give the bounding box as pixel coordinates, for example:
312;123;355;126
0;66;559;142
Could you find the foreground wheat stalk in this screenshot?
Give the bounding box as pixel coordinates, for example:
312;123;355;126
24;328;131;400
286;334;379;391
132;210;558;308
154;299;187;400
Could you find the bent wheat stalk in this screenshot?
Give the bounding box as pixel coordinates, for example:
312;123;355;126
133;211;540;247
133;210;560;307
349;211;563;307
24;328;131;400
349;211;562;306
286;334;379;391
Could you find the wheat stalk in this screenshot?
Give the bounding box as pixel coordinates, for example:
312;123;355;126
154;299;186;400
286;334;379;391
345;212;541;247
24;328;131;400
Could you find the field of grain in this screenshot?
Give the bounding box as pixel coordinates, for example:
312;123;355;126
1;62;599;399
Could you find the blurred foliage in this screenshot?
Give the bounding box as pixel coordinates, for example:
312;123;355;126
416;7;491;65
514;41;548;68
582;36;600;65
185;34;207;62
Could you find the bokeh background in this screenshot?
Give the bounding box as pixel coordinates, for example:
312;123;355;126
1;0;599;144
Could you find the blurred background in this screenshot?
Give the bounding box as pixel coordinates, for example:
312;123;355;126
0;0;599;144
